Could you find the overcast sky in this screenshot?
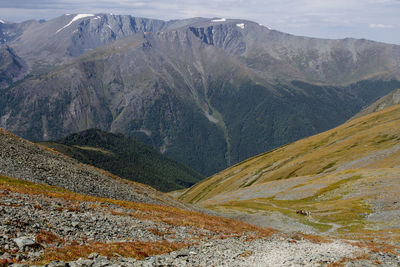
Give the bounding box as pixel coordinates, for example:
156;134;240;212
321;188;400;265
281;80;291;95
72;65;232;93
1;0;399;44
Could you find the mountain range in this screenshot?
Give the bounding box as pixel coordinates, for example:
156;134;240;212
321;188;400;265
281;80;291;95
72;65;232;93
1;14;400;176
2;13;400;266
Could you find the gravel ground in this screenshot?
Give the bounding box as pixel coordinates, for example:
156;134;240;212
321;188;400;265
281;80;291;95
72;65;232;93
2;189;400;266
135;237;363;267
225;211;318;235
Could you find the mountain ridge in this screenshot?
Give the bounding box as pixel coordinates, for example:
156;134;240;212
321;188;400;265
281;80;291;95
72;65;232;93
1;14;400;175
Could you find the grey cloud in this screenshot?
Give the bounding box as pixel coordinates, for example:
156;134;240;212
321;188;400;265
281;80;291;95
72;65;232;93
369;23;394;28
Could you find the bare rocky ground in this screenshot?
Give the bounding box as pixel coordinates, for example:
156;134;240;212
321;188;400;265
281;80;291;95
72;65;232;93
224;211;319;235
0;128;197;211
2;188;400;266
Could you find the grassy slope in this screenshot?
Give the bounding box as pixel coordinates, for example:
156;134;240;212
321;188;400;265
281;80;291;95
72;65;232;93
180;104;400;203
39;129;204;192
179;104;400;238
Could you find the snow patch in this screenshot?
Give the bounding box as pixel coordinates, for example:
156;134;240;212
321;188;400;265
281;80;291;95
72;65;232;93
212;18;226;22
236;23;245;29
56;14;95;33
106;24;112;30
0;20;5;24
205;112;219;123
259;23;271;30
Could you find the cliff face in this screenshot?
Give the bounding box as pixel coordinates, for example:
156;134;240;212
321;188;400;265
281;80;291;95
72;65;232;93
0;45;28;88
1;15;400;175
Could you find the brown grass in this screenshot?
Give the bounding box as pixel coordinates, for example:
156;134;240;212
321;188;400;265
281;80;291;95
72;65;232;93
239;250;253;257
327;253;371;267
56;206;64;212
33;240;187;264
36;231;65;245
66;205;81;212
0;175;276;238
352;240;400;255
292;232;331;244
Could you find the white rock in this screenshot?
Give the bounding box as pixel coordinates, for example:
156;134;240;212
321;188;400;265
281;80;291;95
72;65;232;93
88;252;99;259
13;236;36;250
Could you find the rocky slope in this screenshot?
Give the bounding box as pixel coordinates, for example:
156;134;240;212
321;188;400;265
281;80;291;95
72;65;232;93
352;88;400;119
39;129;204;192
179;105;400;242
0;127;185;208
2;175;400;266
0;19;34;45
1;15;400;176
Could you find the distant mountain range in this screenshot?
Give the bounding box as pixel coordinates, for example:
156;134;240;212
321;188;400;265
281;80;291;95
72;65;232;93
39;129;203;192
1;14;400;175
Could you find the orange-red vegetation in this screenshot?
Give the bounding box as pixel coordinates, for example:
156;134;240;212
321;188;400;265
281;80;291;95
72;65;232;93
34;240;187;264
36;231;65;245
